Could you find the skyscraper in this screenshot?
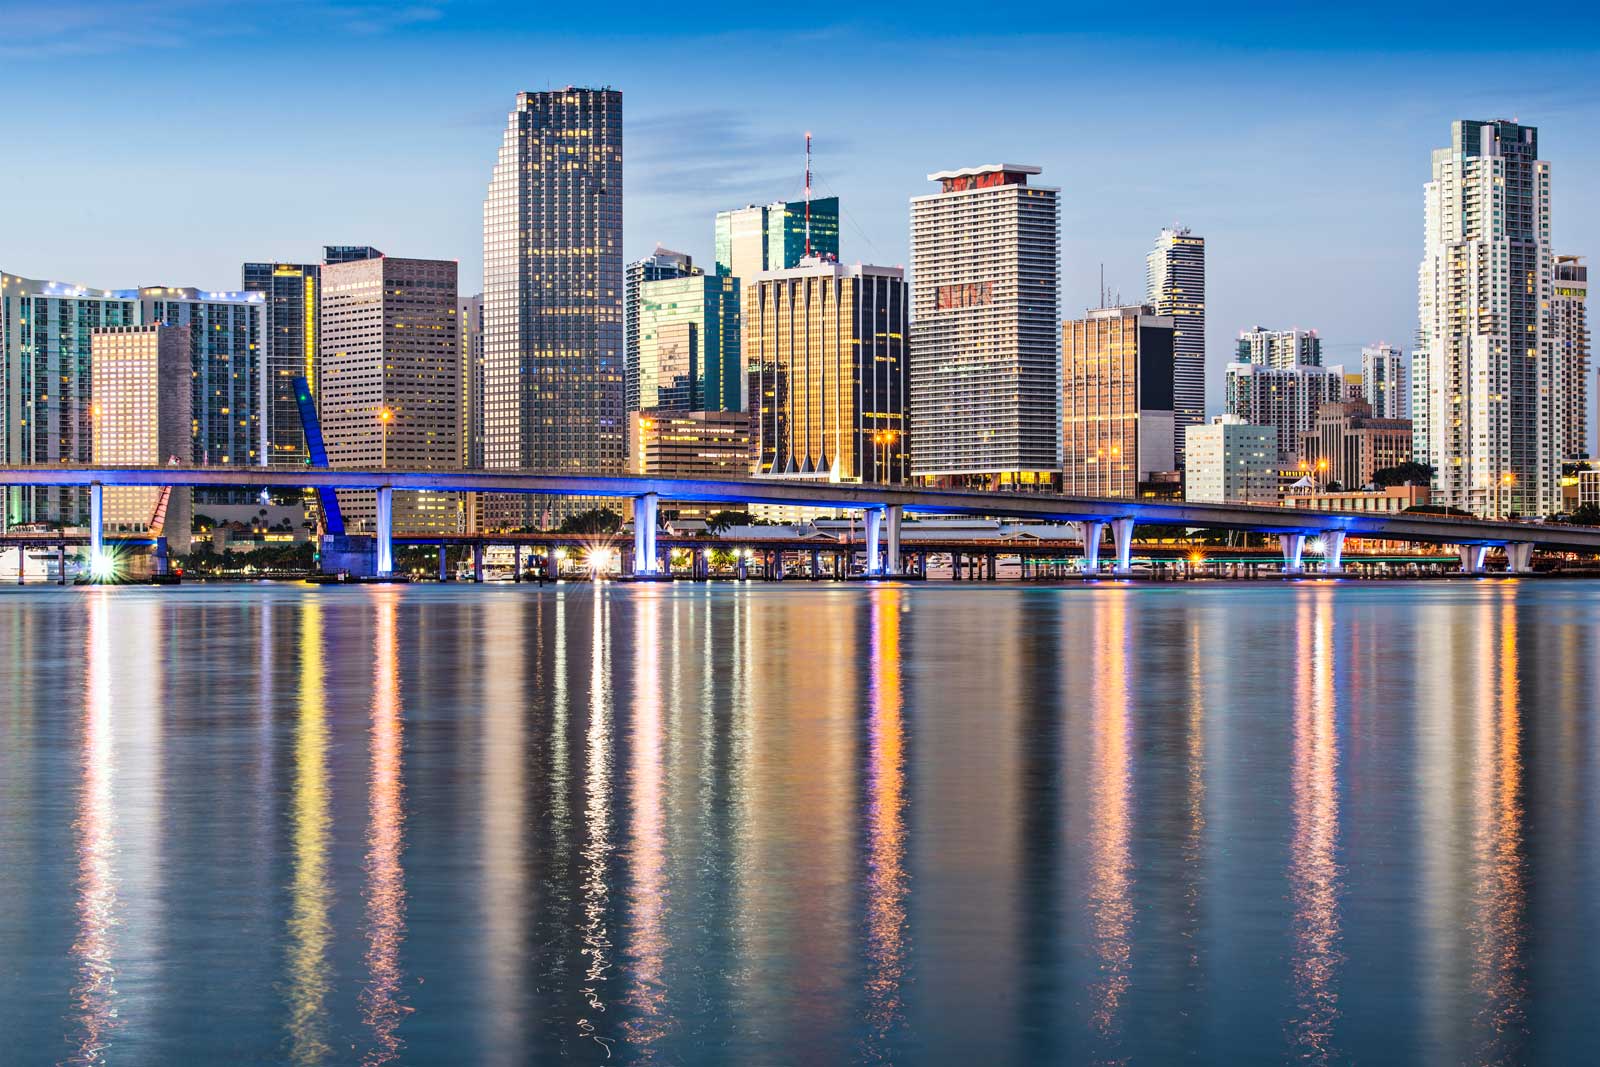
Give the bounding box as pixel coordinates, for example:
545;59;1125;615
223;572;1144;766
1146;228;1205;466
1360;343;1407;420
483;88;623;527
714;197;840;281
324;245;384;265
1062;305;1176;498
625;245;698;415
1299;399;1414;490
319;255;460;534
747;260;908;484
909;164;1061;490
636;273;741;414
242;260;320;466
459;294;484;469
1552;255;1589;460
1417;119;1555;516
1236;326;1322;368
90;324;193;552
1224;360;1347;466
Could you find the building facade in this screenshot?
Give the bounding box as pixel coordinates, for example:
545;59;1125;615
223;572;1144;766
628;409;752;516
1146;228;1205;467
625;246;698;416
1553;254;1589;460
319;256;460;534
1298;399;1414;490
90;324;193;551
1062;305;1176;498
909;164;1060;489
459;294;484;469
483;88;623;527
746;260;909;485
635;273;741;415
1237;326;1322;368
1184;415;1279;505
1224;360;1347;466
1416;119;1555;516
714;197;840;282
1360;343;1407;419
242;261;320;466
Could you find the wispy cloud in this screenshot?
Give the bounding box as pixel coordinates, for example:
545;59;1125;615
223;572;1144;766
630;109;849;202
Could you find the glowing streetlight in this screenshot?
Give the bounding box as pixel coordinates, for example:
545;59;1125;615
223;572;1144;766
377;406;395;468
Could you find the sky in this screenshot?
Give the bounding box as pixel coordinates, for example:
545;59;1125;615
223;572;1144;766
3;0;1599;421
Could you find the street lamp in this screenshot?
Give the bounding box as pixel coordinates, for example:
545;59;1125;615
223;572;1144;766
1500;470;1515;520
378;406;394;468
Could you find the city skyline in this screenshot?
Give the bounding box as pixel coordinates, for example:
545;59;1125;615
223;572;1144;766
4;6;1598;430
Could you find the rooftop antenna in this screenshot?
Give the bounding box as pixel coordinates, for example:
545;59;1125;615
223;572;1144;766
1099;263;1105;308
804;132;813;258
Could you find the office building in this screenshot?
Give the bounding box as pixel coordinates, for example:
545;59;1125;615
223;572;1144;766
242;260;320;466
1237;326;1322;368
1224;360;1346;465
747;259;909;484
909;164;1061;489
460;294;484;469
636;272;741;414
1298;399;1414;490
1417;119;1555;516
324;245;383;265
1553;255;1589;459
1062;304;1176;498
319;255;460;534
626;245;698;414
1361;343;1407;419
628;409;752;517
714;197;840;282
90;324;193;551
1184;415;1279;505
483;88;623;527
1146;228;1205;466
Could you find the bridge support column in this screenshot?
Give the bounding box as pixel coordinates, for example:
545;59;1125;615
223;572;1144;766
1080;521;1106;575
1506;542;1534;574
15;545;23;584
89;482;106;580
57;541;66;585
633;493;659;576
1111;518;1136;576
1457;544;1488;575
1279;532;1305;575
438;542;448;582
375;486;394;577
473;543;484;583
1323;530;1345;575
884;505;902;575
865;507;883;576
737;552;748;580
547;545;559;582
513;545;522;582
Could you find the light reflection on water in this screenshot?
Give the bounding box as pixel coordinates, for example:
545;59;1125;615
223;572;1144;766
2;581;1599;1064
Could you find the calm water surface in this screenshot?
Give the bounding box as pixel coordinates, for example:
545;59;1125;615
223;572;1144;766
2;580;1599;1065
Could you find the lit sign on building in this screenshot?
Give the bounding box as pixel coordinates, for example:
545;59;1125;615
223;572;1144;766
941;170;1026;193
937;282;993;310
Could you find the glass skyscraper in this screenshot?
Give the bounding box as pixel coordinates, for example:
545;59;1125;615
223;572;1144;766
714;197;840;281
636;273;741;414
243;260;319;466
483;88;623;528
625;245;697;415
1145;228;1205;467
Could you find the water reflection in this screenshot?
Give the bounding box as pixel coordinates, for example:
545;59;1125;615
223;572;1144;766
481;595;528;1059
286;600;333;1064
622;588;670;1057
1086;590;1133;1056
861;585;909;1060
578;593;615;1056
361;592;409;1063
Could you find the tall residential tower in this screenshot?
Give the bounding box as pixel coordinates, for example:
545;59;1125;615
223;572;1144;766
1146;228;1205;466
1552;255;1589;460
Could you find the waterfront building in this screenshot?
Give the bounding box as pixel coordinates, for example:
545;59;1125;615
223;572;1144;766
626;246;698;415
1062;304;1176;498
909;163;1061;490
746;259;909;484
1553;255;1589;459
1298;399;1414;490
1361;343;1407;419
483;88;623;528
242;260;320;466
1224;360;1346;465
1236;325;1322;368
1417;119;1556;516
1184;414;1279;505
90;324;193;551
1146;228;1205;466
319;255;460;534
628;409;752;518
1;272;139;525
636;273;741;415
714;197;840;282
1283;483;1431;514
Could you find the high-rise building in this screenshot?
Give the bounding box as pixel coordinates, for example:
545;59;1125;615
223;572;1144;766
1552;255;1589;460
483;88;623;528
242;261;320;466
1062;304;1176;498
909;164;1061;490
1236;326;1322;368
90;324;193;551
747;259;909;484
1146;228;1205;466
1224;360;1347;466
714;197;840;282
636;273;741;415
324;245;384;265
319;256;460;534
1360;343;1407;419
625;246;698;415
459;294;484;469
1417;119;1555;516
628;409;752;517
1;273;139;525
1298;399;1414;490
1184;415;1279;505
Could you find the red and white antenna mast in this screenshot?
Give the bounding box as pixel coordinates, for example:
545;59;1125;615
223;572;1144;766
804;131;812;258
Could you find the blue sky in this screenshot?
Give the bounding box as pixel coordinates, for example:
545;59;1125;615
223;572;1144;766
3;1;1598;416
